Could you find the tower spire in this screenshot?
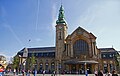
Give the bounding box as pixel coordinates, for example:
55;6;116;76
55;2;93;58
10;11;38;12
56;4;66;24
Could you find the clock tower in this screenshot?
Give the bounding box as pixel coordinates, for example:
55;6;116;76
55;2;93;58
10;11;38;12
55;5;68;73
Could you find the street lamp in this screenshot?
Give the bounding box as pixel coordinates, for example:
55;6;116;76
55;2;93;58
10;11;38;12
84;55;88;76
23;61;26;72
19;55;22;74
84;62;87;76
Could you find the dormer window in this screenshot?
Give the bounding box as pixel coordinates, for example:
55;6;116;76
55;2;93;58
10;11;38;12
103;54;106;57
109;54;112;57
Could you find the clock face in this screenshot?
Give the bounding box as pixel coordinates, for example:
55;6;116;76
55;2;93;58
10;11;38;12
59;26;62;29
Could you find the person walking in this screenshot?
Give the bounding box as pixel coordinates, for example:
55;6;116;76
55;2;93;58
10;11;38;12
94;70;98;76
43;70;45;76
98;70;103;76
112;70;118;76
105;71;111;76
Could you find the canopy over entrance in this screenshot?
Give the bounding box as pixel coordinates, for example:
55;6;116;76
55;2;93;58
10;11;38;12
64;59;98;64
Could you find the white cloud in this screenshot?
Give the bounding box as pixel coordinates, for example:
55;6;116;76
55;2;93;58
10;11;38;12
75;0;120;50
35;0;40;32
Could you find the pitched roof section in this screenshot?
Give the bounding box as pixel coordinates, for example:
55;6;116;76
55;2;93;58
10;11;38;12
19;47;55;53
28;47;55;51
98;48;116;52
71;26;89;35
70;26;96;38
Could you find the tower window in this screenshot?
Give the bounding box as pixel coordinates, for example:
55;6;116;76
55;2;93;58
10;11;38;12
59;31;62;40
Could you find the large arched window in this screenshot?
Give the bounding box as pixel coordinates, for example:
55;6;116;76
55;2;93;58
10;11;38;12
73;39;89;56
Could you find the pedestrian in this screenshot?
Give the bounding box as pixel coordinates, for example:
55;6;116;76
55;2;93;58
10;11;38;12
98;70;103;76
26;70;30;76
105;71;111;76
94;70;98;76
13;69;16;75
43;70;45;76
22;70;25;76
53;71;56;76
112;70;118;76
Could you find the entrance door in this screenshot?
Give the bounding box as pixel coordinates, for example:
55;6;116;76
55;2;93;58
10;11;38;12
79;64;92;74
71;65;76;74
87;64;92;74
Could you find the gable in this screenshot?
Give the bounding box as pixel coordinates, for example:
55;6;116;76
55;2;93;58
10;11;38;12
65;26;96;45
70;26;95;39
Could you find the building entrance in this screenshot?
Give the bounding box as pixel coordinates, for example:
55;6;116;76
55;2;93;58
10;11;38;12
71;64;76;74
64;60;98;74
70;64;92;74
78;64;92;74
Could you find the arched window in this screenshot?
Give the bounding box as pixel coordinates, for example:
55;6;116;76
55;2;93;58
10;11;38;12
45;63;49;71
73;39;89;56
40;63;43;70
51;62;55;71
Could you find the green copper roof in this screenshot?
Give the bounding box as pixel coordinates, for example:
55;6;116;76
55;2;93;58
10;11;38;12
56;5;66;24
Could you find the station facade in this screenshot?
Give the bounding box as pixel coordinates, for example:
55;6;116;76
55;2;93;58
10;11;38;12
17;5;118;74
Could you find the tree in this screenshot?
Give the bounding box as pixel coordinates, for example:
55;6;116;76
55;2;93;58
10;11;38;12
26;57;31;70
26;53;36;70
31;53;36;67
12;55;20;70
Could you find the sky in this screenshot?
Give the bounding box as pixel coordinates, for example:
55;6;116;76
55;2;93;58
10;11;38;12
0;0;120;61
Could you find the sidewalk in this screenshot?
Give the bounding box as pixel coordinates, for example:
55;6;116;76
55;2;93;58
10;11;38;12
28;74;94;76
29;74;120;76
4;74;120;76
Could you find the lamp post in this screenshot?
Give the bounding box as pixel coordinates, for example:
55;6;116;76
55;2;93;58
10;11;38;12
84;55;88;76
23;61;26;72
34;60;37;76
85;62;88;76
34;64;37;76
19;55;22;74
22;60;26;76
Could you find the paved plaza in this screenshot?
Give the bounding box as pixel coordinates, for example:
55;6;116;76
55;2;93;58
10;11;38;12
3;74;94;76
29;74;120;76
3;74;120;76
29;74;93;76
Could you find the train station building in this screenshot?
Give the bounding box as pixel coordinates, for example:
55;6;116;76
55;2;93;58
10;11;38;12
16;5;119;74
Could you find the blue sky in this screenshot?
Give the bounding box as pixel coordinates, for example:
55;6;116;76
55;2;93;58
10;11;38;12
0;0;120;61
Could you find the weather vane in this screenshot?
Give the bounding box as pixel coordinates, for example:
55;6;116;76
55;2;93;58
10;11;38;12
61;0;62;5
